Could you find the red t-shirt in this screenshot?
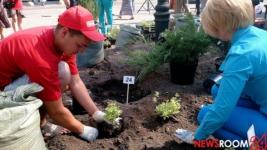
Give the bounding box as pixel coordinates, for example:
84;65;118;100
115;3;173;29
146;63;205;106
0;26;78;101
12;0;23;10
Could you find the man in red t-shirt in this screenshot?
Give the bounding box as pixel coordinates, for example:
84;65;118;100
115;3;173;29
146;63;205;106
0;6;109;141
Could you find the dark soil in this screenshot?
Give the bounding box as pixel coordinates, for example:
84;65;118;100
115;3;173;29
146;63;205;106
46;42;224;150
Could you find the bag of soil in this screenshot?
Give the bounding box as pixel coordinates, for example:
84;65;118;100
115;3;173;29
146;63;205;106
77;41;104;68
0;83;47;150
115;25;145;48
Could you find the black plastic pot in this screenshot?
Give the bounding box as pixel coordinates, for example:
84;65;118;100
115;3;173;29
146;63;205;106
169;60;198;85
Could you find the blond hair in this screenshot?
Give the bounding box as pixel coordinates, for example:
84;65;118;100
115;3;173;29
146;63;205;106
201;0;254;38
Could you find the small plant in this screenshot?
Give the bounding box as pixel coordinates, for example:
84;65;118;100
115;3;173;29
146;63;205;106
104;102;122;124
139;20;155;28
107;26;120;40
155;93;181;120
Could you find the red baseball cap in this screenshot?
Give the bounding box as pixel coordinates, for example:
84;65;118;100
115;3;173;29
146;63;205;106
58;5;105;42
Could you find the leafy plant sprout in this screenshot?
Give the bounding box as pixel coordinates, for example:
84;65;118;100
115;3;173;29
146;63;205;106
104;102;122;124
155;93;181;120
107;26;120;40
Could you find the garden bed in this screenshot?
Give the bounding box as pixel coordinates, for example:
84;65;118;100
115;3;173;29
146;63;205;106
46;42;223;150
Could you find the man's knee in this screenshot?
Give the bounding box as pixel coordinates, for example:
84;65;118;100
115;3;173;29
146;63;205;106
58;61;71;90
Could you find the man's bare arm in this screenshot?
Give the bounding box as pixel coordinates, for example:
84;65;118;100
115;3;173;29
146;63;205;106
43;99;83;134
69;74;99;115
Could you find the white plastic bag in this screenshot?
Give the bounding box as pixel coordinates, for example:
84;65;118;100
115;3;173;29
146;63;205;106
0;83;47;150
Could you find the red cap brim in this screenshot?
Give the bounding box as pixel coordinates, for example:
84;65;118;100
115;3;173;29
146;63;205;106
82;30;106;42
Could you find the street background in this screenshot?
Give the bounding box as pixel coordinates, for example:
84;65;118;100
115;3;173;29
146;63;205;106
3;0;198;37
3;0;266;37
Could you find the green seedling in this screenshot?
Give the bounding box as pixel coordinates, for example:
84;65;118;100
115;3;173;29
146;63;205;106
155;93;181;120
107;26;120;40
104;102;122;124
139;20;155;28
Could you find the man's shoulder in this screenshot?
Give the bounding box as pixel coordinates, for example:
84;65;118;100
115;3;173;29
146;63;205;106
3;26;52;43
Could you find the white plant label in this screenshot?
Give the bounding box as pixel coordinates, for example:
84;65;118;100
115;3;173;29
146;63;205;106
123;76;135;85
123;76;135;105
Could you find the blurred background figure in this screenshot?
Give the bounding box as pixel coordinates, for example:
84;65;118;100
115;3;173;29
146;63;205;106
98;0;114;34
0;0;10;39
118;0;134;20
7;0;23;32
175;0;189;13
62;0;77;9
200;0;207;12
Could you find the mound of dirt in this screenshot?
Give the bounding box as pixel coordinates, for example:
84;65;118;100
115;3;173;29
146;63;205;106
46;43;223;150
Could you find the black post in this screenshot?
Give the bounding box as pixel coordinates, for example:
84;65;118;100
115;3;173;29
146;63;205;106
154;0;170;40
196;0;200;16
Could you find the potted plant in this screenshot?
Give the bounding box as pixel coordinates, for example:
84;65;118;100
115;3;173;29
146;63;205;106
76;1;105;68
128;14;211;84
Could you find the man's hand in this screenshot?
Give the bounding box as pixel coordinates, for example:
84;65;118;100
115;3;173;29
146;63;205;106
174;128;194;144
79;126;98;141
92;111;122;127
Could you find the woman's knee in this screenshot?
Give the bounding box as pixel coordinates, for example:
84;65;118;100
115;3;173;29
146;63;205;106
211;84;219;99
197;105;211;124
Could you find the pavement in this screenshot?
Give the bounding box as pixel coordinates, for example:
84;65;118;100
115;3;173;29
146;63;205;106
3;0;171;37
3;0;266;37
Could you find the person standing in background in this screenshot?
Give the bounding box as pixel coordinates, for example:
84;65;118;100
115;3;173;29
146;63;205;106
98;0;113;34
118;0;134;20
7;0;23;32
0;0;10;39
175;0;189;13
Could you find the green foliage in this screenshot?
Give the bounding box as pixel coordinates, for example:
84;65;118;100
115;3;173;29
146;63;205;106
155;93;181;120
79;0;98;19
139;20;155;28
129;14;211;81
104;102;122;124
126;50;150;70
161;16;211;64
107;26;120;40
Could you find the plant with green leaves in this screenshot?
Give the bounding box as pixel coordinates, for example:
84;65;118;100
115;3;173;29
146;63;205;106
79;0;98;19
155;93;181;120
107;26;120;40
139;20;155;28
104;102;122;124
127;13;212;81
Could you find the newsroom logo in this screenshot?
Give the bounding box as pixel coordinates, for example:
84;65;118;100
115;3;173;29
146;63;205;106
193;134;267;149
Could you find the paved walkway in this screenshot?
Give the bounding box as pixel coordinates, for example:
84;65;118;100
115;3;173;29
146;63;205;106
3;0;266;37
3;0;164;37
